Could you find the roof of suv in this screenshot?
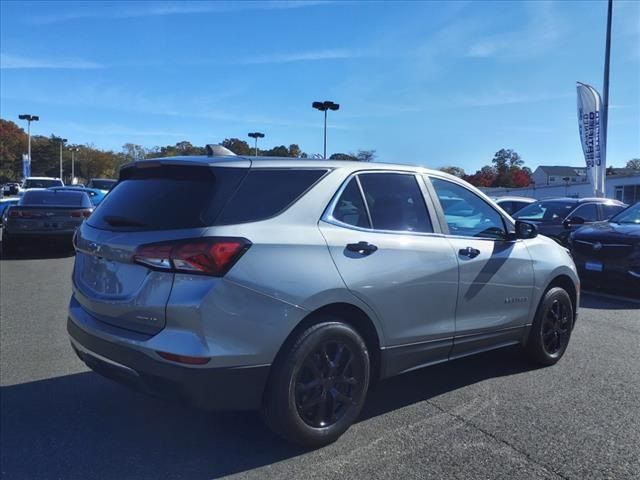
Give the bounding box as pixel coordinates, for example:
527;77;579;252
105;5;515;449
130;155;440;175
538;197;625;205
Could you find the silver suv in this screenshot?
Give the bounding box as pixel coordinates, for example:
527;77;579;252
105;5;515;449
68;155;579;447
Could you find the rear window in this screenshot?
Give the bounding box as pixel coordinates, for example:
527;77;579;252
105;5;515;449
215;169;327;225
20;190;89;207
88;165;247;231
88;165;327;231
23;179;63;189
89;179;117;190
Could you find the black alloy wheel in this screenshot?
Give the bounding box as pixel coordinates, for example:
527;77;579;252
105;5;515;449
294;341;359;428
525;286;574;366
541;298;571;356
261;321;370;447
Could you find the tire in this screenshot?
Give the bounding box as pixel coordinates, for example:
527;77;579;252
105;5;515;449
525;287;574;366
261;321;370;448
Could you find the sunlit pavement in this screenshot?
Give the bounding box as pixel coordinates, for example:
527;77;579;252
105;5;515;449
1;249;638;480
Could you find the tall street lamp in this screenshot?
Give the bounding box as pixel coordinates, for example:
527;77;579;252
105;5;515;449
312;100;339;159
58;138;67;181
70;147;80;184
248;132;265;157
18;114;39;167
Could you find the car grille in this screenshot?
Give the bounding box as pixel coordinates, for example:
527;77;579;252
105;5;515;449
573;240;634;259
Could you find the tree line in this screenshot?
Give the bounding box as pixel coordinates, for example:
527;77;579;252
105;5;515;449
0;118;376;182
440;149;534;188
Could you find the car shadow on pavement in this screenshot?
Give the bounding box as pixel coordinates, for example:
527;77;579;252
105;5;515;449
0;347;537;480
0;241;75;260
580;292;640;310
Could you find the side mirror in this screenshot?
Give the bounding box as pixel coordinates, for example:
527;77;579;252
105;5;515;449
563;216;585;229
514;220;538;239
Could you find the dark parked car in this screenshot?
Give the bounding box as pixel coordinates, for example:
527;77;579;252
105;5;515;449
492;196;536;215
2;189;93;252
569;202;640;296
513;197;626;246
2;182;21;196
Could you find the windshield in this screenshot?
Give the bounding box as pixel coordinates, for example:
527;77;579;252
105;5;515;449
514;201;577;223
611;203;640;224
89;179;116;190
23;179;63;189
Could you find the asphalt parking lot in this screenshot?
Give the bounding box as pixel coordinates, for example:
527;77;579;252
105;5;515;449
1;246;639;480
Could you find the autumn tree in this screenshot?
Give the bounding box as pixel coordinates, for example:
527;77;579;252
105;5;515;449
439;166;466;178
0;119;27;181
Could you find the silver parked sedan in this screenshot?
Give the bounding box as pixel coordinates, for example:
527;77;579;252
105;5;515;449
68;155;579;447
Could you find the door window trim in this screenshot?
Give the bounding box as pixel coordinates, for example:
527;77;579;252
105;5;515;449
423;174;514;242
321;170;444;236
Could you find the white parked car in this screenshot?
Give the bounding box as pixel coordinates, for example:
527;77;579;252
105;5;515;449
492;196;536;215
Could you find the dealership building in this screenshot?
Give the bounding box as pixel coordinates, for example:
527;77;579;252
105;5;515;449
483;165;640;204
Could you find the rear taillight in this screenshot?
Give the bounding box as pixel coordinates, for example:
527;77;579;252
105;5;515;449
8;210;19;218
70;210;92;218
133;237;250;276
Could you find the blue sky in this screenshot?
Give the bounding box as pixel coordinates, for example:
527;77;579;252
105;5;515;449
1;0;638;173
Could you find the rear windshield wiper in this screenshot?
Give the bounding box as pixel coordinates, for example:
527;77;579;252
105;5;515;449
103;215;148;227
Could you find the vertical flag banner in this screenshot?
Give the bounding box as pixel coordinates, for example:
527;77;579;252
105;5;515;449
22;153;31;178
576;82;606;197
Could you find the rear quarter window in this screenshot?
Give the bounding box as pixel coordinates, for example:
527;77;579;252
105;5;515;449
214;169;328;225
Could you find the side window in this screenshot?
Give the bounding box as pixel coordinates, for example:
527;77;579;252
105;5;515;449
499;201;515;215
571;203;598;222
601;204;624;220
330;178;370;228
430;178;506;240
358;173;433;233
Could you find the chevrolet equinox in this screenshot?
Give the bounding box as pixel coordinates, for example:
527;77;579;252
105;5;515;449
68;154;579;447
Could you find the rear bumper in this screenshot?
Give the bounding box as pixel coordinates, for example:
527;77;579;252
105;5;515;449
67;317;270;411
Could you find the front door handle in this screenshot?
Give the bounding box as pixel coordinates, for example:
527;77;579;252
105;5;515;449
346;241;378;256
459;247;480;258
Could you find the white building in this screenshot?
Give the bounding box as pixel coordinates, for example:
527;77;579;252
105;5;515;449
531;166;589;186
483;171;640;204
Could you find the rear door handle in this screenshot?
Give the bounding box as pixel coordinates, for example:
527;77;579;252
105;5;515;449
459;247;480;258
346;241;378;256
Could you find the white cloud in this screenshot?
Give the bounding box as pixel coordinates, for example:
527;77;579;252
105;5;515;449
465;1;564;59
239;48;369;65
455;90;573;107
0;53;104;69
30;1;332;25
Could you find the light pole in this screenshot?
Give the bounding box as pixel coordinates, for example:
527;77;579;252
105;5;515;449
58;138;67;181
18;114;39;170
312;100;339;159
248;132;265;156
70;147;80;184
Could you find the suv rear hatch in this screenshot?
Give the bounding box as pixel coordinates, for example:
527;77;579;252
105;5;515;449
72;160;250;335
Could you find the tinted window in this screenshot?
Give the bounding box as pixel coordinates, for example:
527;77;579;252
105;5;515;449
611;203;640;224
511;201;531;214
23;179;63;189
88;165;247;231
215;169;327;225
330;178;370;228
358;173;432;233
89;179;117;190
497;200;515;214
571;203;598;222
431;178;505;239
601;204;625;220
514;201;577;222
20;190;89;207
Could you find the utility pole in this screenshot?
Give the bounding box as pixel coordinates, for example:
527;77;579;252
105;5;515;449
59;138;67;181
601;0;613;198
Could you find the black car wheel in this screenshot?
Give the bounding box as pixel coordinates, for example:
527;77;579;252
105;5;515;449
262;320;370;447
525;286;574;366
